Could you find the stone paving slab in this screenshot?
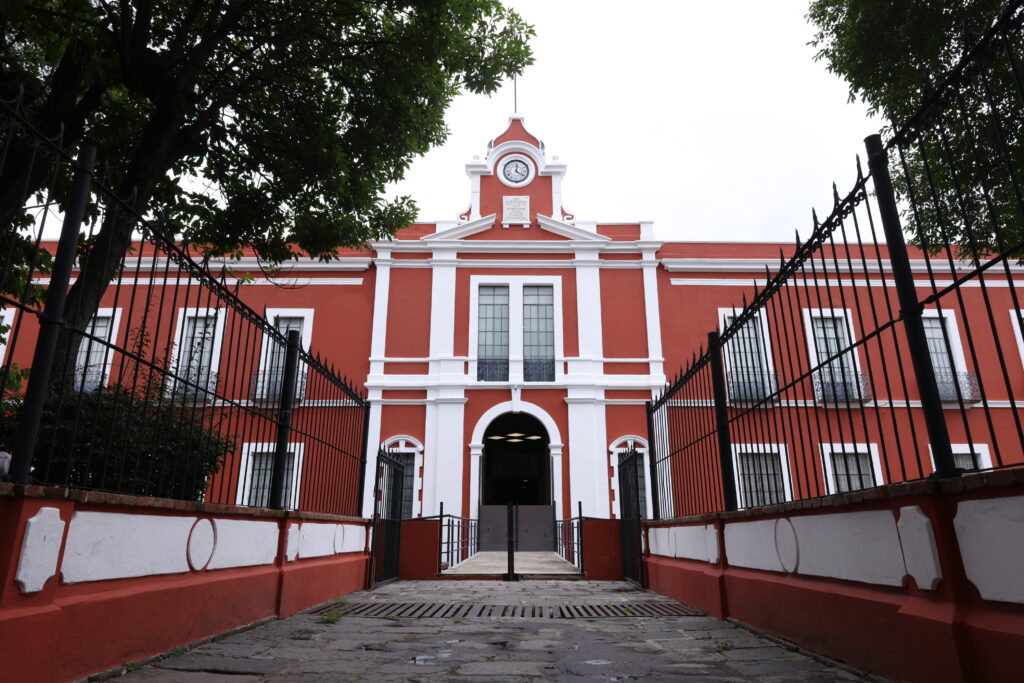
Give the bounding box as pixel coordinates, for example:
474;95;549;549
119;580;881;682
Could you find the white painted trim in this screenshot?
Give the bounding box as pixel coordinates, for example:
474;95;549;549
819;443;884;494
369;250;392;377
922;307;967;374
73;307;123;389
718;307;775;389
669;277;1020;289
535;214;610;241
1010;309;1024;370
661;257;1018;274
382;435;425;517
168;307;227;391
467;275;564;384
235;442;306;509
122;256;372;273
0;308;14;363
642;257;665;379
730;443;793;508
928;443;993;472
608;436;653;520
802;307;863;372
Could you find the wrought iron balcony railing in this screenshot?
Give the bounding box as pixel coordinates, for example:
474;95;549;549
167;370;219;400
524;358;555;382
726;370;778;402
812;368;872;403
251;369;308;402
934;369;981;402
477;359;509;382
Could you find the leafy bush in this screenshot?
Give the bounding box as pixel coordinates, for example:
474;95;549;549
0;384;231;500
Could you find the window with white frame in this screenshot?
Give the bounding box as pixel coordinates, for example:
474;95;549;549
382;436;423;519
0;308;15;364
237;443;304;509
170;308;225;397
820;443;883;494
610;436;651;519
805;309;869;402
1009;309;1024;370
731;444;790;508
929;443;992;473
470;276;563;384
73;309;121;392
922;310;976;402
720;310;774;401
477;285;510;381
255;309;313;400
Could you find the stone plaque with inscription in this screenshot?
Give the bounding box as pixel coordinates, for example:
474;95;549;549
502;196;530;226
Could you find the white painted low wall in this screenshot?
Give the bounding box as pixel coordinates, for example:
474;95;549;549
955;496;1024;604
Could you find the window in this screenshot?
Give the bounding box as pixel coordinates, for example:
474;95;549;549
929;443;992;473
477;285;510;381
820;443;883;494
732;445;790;508
382;436;423;519
73;309;121;392
805;309;870;402
0;308;15;364
470;276;564;384
523;285;554;382
170;308;226;397
237;443;304;509
720;310;774;401
922;310;976;402
255;310;313;400
1011;309;1024;369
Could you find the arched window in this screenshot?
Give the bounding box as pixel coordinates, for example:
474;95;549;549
381;436;424;519
609;436;651;520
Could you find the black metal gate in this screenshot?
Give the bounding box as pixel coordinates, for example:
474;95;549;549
370;449;404;587
618;449;644;587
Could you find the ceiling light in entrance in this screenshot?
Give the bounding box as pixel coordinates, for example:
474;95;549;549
487;435;505;440
506;433;525;437
506;438;524;443
525;435;542;440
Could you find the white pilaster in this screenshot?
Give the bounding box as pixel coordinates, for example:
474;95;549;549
566;388;608;518
640;237;665;380
422;392;467;516
360;389;384;519
429;249;459;375
369;248;393;378
550;443;564;518
468;443;483;519
573;248;604;376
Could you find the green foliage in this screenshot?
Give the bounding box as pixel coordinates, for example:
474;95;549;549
807;0;1023;259
0;383;230;499
1;0;534;262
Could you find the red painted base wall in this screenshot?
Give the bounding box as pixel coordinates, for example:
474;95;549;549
581;519;622;580
0;487;370;683
644;481;1024;683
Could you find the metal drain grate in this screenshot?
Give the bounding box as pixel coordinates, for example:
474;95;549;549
310;601;701;619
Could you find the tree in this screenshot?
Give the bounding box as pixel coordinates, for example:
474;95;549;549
1;0;533;363
807;0;1023;259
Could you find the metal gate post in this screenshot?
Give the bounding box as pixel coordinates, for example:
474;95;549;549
708;332;738;510
270;329;301;510
504;502;518;581
10;143;96;483
644;401;661;519
865;134;957;477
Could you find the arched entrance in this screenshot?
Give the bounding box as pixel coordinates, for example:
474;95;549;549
482;412;551;506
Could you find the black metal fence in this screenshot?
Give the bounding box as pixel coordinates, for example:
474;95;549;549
555;512;584;572
648;0;1024;519
437;512;479;572
0;91;369;516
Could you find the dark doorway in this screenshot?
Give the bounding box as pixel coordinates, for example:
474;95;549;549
482;412;550;506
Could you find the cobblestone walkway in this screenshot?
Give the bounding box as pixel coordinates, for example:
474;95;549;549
122;581;875;682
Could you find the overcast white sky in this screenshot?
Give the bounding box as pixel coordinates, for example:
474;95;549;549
386;0;880;243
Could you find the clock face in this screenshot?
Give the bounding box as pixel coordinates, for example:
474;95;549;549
502;159;530;184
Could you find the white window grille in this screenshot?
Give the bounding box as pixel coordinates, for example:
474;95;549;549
820;443;883;494
236;443;305;510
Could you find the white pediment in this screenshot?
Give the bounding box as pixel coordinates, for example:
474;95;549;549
420;214;497;241
535;215;610;241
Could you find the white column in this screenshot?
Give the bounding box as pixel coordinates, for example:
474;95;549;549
429;249;460;375
468;443;483;519
639;234;665;381
422;393;466;516
550;443;564;518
